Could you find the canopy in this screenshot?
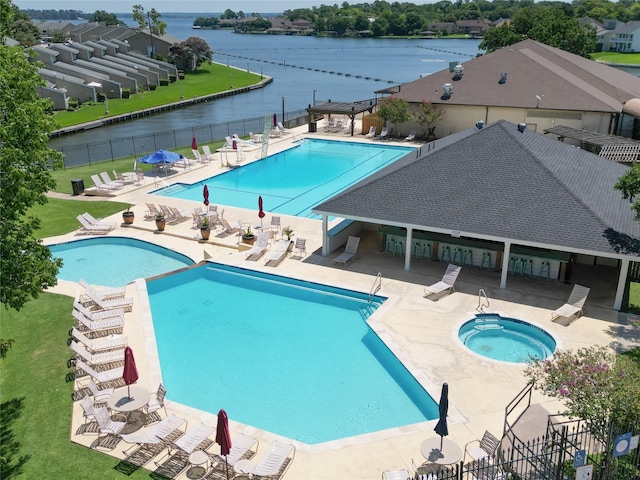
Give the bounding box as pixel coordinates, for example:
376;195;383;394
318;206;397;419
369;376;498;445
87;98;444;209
137;149;182;165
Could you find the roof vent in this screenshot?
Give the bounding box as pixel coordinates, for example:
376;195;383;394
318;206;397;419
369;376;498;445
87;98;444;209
452;63;464;81
517;123;526;133
476;120;484;129
441;83;453;100
499;70;507;84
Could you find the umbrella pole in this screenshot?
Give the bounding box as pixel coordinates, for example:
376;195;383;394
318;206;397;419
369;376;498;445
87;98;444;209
225;455;229;480
440;435;443;450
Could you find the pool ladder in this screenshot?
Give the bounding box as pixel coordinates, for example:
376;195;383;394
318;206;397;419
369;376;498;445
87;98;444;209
477;289;490;313
368;272;382;303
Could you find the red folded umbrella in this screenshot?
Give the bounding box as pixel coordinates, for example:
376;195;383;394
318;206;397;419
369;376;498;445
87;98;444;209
203;184;209;206
216;409;232;479
232;140;237;150
191;136;198;151
258;195;265;227
123;346;138;398
273;113;277;127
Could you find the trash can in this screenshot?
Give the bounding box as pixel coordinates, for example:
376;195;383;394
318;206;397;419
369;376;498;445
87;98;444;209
71;178;84;196
309;121;317;133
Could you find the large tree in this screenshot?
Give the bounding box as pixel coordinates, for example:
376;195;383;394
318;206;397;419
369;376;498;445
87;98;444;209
89;10;122;26
169;36;213;71
1;0;64;358
132;4;166;36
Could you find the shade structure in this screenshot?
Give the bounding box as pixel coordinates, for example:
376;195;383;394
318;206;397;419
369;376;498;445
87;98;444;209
137;149;182;165
191;136;198;151
258;195;265;226
434;383;449;449
216;408;232;479
203;184;209;206
123;346;139;398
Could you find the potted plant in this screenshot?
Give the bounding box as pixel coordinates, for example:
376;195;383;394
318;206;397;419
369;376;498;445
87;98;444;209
155;213;166;231
200;216;211;241
122;206;134;225
283;226;294;241
414;99;446;141
242;226;255;245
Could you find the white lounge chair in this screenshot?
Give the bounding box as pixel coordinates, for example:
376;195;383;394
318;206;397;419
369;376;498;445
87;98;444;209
100;171;123;189
423;263;461;298
365;125;376;138
81;213;117;231
375;127;389;140
82;287;133;311
72;310;125;335
145;203;160;219
382;469;411;480
265;239;291;266
77;215;113;235
73;301;124;321
333;236;360;267
551;284;590;324
291;238;307;258
245;232;271;260
74;358;124;386
168;206;190;223
90;174;118;193
79;279;126;300
276;121;291;134
71;327;127;354
404;130;416;142
71;340;125;366
202;145;215;163
250;440;295;478
121;414;188;460
153;422;216;474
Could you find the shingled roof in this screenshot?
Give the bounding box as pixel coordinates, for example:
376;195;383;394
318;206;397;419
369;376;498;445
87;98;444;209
313;120;640;258
394;39;640;113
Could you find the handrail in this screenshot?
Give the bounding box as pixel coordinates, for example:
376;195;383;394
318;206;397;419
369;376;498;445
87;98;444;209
477;288;490;312
154;176;170;188
368;272;382;302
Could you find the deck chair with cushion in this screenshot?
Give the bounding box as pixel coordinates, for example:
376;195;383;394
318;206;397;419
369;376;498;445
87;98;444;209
250;440;295;478
464;430;501;463
382;469;412;480
423;264;461;299
365;125;376;138
265;239;291;266
333;236;360;267
551;284;590;324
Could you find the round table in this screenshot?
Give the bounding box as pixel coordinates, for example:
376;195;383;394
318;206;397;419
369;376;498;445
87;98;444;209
234;459;255;475
420;437;462;465
187;450;210;479
106;386;150;434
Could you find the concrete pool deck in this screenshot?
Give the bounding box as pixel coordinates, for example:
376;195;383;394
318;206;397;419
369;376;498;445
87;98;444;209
47;120;634;479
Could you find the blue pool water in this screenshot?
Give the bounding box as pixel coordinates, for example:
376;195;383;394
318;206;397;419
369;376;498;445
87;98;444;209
155;139;413;219
50;237;194;287
147;263;439;444
458;314;556;363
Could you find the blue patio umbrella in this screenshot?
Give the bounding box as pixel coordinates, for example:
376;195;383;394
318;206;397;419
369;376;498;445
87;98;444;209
137;149;182;165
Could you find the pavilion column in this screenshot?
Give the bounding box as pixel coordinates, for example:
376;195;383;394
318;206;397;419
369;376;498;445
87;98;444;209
614;258;629;310
405;228;413;271
321;215;329;256
500;241;511;289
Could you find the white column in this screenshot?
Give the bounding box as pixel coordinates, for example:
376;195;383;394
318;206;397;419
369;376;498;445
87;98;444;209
500;242;511;289
405;228;413;271
614;258;629;310
321;215;328;256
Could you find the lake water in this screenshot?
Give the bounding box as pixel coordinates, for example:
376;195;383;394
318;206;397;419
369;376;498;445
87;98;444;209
49;15;482;150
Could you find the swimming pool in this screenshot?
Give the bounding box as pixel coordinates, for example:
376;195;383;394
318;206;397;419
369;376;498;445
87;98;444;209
147;263;439;444
49;237;194;287
458;314;556;363
155;139;414;219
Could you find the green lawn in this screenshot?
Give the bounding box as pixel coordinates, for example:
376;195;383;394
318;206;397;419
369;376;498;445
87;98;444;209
590;51;640;64
52;63;262;128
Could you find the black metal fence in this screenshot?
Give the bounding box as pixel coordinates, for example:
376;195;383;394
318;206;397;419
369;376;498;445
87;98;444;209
54;109;309;169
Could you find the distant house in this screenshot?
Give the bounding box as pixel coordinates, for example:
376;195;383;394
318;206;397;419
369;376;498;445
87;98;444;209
36;20;75;41
608;20;640;52
390;39;640;141
427;22;456;35
455;19;491;36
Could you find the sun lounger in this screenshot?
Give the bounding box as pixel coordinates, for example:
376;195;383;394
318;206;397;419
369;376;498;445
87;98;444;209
121;414;188;466
100;171;123;189
375;127;389;140
74;358;124;386
333;236;360;267
71;327;128;353
423;264;461;298
90;174;118;193
245;232;271;260
168;206;191;223
251;440;295;478
72;308;124;333
365;125;376;138
202;145;215;163
265;239;291;266
77;215;113;235
145;203;160;219
71;340;125;366
81;286;133;312
404;130;416;142
79;279;126;300
81;213;117;231
73;301;125;320
551;284;590;324
153;422;216;474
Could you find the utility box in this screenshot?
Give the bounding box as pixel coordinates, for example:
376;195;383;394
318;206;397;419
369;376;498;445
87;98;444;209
71;178;84;196
309;121;317;133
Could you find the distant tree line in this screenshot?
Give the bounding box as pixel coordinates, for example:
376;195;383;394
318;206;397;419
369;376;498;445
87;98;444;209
20;9;86;20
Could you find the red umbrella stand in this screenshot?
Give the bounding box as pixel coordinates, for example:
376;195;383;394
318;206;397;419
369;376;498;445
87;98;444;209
258;195;265;227
123;346;139;398
191;136;198;151
203;184;210;206
216;409;232;479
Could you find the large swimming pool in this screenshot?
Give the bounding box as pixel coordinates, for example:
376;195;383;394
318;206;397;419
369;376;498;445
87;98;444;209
147;263;439;444
49;237;194;287
154;139;414;219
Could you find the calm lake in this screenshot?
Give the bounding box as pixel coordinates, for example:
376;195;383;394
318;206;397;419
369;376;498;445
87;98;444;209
49;14;483;150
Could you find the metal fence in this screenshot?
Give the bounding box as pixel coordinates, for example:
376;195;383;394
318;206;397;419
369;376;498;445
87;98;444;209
55;109;309;169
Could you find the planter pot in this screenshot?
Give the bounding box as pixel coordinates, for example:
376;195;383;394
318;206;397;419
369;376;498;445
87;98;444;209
155;219;166;231
242;235;255;245
427;127;437;141
122;212;134;224
200;228;211;240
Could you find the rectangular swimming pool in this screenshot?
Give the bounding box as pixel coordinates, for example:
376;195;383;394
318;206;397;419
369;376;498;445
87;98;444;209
147;263;438;444
154;139;414;218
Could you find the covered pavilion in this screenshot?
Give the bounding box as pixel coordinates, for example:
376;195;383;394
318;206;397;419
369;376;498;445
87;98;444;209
306;100;375;136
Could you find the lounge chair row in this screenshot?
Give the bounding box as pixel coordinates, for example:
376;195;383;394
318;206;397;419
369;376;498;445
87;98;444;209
144;203;190;223
77;212;117;235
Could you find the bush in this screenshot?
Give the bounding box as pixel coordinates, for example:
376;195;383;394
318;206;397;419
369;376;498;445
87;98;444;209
169;74;177;83
159;79;169;86
122;88;130;98
149;84;157;90
97;93;106;102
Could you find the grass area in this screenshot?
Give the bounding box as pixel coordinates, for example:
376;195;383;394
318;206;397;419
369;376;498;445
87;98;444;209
590;51;640;64
52;62;262;128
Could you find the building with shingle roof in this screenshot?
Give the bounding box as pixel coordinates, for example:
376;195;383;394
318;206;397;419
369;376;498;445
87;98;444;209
391;39;640;141
313;120;638;310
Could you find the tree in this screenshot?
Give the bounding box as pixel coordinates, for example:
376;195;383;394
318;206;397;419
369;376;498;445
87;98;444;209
414;99;446;137
479;24;525;52
132;4;166;36
51;29;69;43
10;18;39;45
89;10;122;26
525;346;640;443
615;162;640;219
170;36;212;71
375;97;411;134
0;44;64;347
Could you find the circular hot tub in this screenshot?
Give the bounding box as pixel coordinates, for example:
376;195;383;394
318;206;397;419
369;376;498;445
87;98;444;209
458;314;556;363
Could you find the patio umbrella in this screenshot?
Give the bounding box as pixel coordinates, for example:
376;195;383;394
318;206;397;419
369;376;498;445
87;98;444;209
216;408;232;480
203;184;209;206
137;149;182;177
191;135;198;151
123;346;139;399
258;195;265;227
273;113;277;127
434;383;449;450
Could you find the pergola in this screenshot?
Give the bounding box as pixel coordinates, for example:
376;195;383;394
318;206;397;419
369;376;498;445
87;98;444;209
544;125;640;163
306;101;376;136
